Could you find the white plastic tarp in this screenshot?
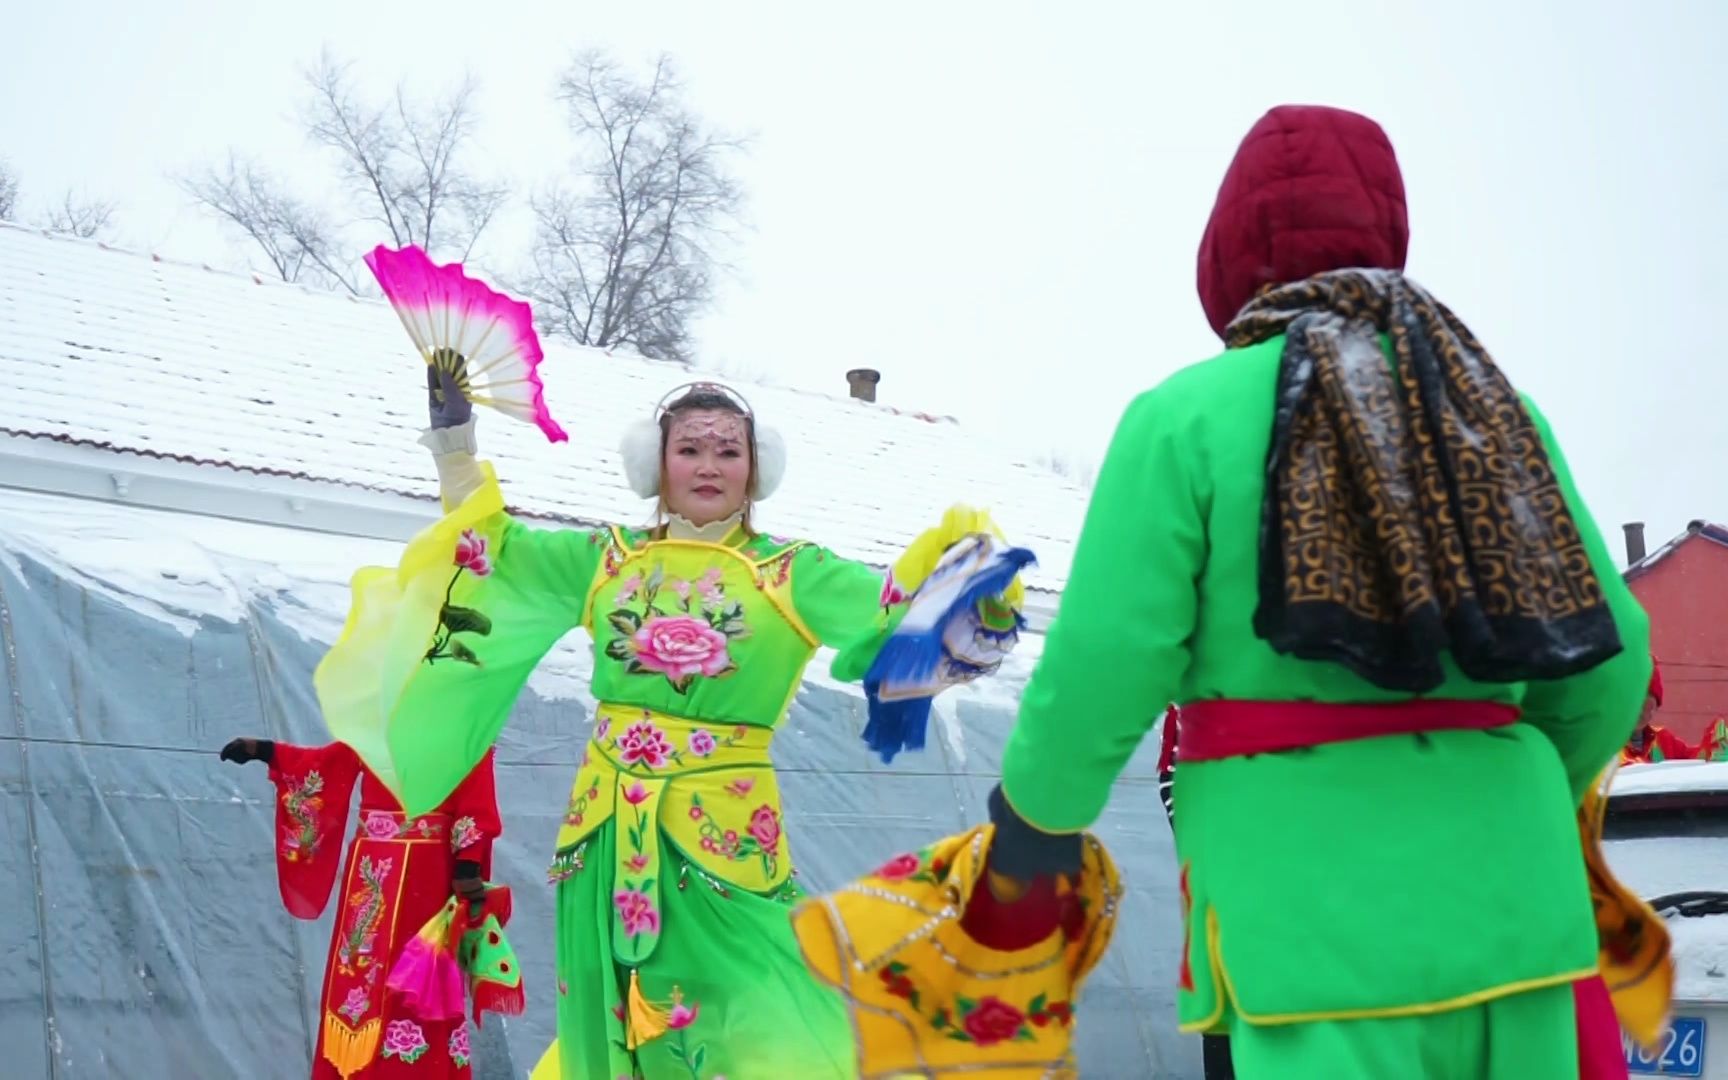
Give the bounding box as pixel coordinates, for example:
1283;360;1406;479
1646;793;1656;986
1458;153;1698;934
0;487;1195;1078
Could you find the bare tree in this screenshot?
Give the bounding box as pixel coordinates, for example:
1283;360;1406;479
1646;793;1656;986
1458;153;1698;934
180;154;358;291
0;159;17;221
182;51;506;291
518;51;748;362
42;191;118;240
0;159;120;240
302;51;506;262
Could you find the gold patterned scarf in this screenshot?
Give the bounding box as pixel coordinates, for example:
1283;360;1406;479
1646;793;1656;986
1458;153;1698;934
1227;269;1622;692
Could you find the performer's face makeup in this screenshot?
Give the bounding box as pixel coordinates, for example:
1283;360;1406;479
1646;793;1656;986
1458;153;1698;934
663;409;751;525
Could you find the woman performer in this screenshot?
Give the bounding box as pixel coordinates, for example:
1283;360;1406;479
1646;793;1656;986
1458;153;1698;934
317;365;1027;1079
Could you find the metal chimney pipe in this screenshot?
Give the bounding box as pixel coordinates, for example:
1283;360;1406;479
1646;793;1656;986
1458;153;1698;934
845;368;881;403
1623;522;1647;566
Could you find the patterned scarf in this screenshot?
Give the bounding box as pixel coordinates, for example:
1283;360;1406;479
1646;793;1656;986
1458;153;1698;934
1227;269;1622;692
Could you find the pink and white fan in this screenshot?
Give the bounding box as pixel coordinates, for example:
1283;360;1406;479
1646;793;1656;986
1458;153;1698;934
364;244;568;442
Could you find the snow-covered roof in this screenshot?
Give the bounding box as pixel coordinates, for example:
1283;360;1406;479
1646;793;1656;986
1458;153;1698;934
1625;521;1728;582
0;223;1087;592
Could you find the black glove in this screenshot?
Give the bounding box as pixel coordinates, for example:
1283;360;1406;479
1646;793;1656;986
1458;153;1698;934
986;783;1082;879
453;859;486;904
219;737;274;765
427;360;473;430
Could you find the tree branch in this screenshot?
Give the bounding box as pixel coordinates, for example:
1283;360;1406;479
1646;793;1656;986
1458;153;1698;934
522;50;748;362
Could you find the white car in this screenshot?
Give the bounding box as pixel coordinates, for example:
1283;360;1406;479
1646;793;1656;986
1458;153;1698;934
1604;760;1728;1078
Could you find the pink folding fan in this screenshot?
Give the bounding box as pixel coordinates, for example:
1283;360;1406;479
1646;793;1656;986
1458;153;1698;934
365;244;568;442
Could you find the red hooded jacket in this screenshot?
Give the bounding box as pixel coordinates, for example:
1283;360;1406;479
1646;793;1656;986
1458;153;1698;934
1197;105;1410;339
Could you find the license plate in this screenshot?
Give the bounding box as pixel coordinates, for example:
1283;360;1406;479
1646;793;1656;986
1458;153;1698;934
1627;1017;1707;1077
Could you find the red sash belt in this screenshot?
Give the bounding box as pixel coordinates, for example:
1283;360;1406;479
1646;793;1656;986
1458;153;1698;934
1177;698;1520;762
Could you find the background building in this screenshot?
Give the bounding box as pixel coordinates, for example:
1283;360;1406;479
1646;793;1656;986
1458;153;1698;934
1625;521;1728;744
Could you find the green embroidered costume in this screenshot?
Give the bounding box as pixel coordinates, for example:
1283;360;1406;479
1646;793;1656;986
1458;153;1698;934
316;408;1024;1078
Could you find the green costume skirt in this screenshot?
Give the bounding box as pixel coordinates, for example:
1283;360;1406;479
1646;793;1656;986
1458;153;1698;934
552;828;857;1079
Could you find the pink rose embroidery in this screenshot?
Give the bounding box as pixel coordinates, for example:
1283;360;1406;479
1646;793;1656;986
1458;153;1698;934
876;852;921;881
687;728;717;757
628;853;649;872
688;806;704;820
631;615;732;682
362;812;400;840
614;888;661;938
748;805;781;855
448;1024;472;1067
617;722;673;770
338;986;369;1023
672;578;692;605
696;567;724;602
623;780;650;805
454;530;492;577
381;1019;430;1064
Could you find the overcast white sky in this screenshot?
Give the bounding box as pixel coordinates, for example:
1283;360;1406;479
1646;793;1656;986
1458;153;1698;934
5;0;1724;557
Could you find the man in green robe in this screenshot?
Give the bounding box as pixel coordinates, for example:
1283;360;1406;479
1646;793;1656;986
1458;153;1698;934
982;105;1651;1078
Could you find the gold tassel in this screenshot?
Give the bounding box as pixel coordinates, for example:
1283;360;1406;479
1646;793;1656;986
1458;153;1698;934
624;969;670;1049
320;1013;382;1079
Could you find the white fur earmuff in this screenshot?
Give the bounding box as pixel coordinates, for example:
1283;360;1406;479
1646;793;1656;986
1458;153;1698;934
751;424;785;501
620;418;664;499
618;416;787;501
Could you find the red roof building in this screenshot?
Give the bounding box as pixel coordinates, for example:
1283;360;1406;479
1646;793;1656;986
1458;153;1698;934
1623;521;1728;744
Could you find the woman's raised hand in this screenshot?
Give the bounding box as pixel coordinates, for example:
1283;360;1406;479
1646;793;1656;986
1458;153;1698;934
427;361;474;430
